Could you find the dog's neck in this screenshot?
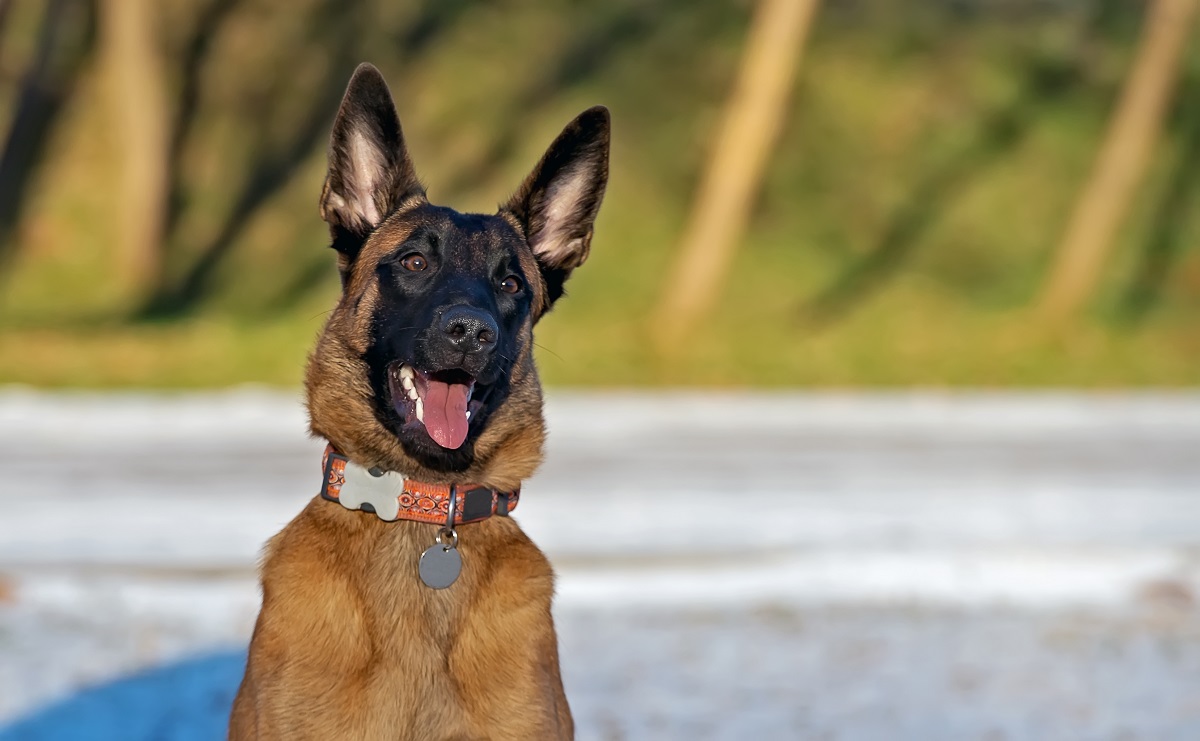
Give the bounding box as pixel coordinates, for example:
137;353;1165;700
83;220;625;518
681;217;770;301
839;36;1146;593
319;445;519;525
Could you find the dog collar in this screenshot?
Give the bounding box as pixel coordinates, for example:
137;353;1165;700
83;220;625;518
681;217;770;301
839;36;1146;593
319;445;519;524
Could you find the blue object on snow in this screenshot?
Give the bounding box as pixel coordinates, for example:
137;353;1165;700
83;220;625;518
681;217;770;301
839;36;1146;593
0;650;246;741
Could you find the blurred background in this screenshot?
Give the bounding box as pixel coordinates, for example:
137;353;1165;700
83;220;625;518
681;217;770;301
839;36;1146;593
0;0;1197;386
1;0;1199;739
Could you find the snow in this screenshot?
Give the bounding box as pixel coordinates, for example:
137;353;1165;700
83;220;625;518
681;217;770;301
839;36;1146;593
1;390;1199;739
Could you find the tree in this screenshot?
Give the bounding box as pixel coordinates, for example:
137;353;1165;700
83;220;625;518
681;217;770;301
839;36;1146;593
651;0;821;355
1037;0;1199;324
0;0;95;270
100;0;170;299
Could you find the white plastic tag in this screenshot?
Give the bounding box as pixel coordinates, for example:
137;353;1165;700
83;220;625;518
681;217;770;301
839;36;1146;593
337;461;406;521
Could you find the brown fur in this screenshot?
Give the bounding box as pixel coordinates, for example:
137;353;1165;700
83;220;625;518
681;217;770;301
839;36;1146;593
230;64;608;740
228;504;571;740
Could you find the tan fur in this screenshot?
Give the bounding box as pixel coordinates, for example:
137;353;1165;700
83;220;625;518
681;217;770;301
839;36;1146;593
230;204;572;740
229;504;571;740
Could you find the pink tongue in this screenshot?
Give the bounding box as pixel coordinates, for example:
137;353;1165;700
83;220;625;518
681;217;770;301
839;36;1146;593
422;380;471;449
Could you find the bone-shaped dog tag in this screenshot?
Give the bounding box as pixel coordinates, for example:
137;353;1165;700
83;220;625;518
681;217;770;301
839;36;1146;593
339;463;404;521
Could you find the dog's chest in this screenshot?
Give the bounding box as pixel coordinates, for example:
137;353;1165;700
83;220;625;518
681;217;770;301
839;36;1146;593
249;502;565;737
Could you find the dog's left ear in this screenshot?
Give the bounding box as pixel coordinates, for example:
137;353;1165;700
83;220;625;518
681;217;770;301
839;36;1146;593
320;63;424;265
503;106;610;311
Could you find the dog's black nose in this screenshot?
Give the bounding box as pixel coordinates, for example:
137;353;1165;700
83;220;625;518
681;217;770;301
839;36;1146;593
439;305;498;355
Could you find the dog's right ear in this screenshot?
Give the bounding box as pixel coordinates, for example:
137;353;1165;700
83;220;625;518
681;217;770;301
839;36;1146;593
320;63;424;267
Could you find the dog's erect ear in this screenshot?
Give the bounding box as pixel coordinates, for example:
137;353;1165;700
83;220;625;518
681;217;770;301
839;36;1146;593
320;63;424;257
503;106;609;310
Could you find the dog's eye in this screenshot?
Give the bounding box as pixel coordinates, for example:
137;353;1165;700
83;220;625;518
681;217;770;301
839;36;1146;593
399;253;427;272
499;276;522;294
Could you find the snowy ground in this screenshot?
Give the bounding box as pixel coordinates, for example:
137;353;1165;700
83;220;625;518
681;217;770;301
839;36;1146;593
1;390;1199;739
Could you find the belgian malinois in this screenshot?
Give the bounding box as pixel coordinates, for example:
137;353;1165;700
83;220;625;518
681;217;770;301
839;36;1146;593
228;63;608;740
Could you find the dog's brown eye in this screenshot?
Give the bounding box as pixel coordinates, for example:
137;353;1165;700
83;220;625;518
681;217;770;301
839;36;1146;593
499;276;522;294
400;253;427;272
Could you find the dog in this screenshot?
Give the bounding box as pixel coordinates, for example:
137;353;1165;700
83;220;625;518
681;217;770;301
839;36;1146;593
228;63;608;740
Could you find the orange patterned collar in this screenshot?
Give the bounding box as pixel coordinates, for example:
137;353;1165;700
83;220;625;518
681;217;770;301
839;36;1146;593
319;445;519;525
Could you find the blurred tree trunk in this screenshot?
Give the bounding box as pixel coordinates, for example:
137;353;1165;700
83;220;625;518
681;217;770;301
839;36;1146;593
100;0;169;298
1037;0;1199;324
652;0;820;355
0;0;94;269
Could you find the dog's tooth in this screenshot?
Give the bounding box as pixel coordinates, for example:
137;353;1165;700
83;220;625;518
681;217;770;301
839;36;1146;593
415;397;424;423
399;365;414;381
407;387;418;401
401;375;414;392
465;409;472;420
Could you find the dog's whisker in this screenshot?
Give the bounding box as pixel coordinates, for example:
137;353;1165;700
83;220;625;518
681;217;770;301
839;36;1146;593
532;342;565;362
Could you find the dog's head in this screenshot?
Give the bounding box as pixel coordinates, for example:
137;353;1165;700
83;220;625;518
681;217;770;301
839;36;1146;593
305;64;609;488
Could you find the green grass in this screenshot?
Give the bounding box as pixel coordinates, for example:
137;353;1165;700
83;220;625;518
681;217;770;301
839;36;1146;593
3;268;1196;389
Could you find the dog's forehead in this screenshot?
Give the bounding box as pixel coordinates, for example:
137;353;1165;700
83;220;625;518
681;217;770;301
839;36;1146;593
348;201;545;311
366;204;523;268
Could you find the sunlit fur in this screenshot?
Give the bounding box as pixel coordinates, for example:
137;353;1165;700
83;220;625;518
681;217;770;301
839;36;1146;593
230;63;608;741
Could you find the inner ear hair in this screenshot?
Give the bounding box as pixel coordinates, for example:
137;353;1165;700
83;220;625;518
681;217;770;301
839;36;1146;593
504;106;610;277
529;166;600;269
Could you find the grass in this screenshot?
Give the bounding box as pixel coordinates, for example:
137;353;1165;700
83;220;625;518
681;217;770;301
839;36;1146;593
2;295;1196;389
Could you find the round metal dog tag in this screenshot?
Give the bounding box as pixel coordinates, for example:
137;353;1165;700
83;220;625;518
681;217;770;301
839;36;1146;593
419;545;462;589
